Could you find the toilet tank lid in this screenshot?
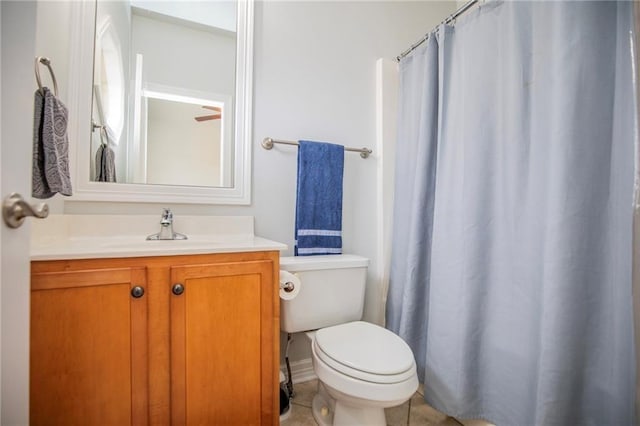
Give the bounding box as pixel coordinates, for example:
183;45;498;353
280;254;369;271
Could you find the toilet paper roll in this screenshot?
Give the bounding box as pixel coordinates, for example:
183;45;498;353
279;270;301;300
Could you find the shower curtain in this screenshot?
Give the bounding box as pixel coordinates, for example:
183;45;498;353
387;2;637;425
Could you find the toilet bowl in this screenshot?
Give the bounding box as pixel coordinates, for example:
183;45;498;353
309;321;418;426
279;255;418;426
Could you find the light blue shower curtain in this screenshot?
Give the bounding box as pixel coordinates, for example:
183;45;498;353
387;2;636;425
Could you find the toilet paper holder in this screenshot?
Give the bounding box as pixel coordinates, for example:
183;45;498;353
280;281;296;293
279;270;300;300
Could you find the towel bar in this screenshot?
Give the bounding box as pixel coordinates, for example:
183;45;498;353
262;137;372;159
34;56;58;96
92;121;106;132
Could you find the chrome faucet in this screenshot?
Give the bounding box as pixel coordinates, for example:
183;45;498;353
146;208;188;240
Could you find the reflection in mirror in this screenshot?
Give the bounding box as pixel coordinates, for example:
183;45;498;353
130;85;232;187
91;1;236;188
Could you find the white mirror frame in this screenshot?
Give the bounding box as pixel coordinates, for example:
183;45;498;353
67;0;253;204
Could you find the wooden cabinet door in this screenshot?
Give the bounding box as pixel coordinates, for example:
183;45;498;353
30;267;148;426
170;260;276;425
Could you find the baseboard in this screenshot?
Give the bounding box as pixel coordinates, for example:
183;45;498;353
280;358;317;384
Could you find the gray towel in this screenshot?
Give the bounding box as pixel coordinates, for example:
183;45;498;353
95;136;116;183
32;87;72;198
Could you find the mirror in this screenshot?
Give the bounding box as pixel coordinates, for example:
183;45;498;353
68;0;253;204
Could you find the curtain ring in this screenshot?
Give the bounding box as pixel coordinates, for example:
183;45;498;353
34;56;58;96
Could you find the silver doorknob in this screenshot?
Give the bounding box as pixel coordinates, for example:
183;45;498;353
2;193;49;229
172;283;185;296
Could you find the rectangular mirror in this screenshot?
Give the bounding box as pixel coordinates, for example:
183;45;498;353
68;0;253;204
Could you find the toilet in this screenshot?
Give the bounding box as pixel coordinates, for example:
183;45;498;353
280;254;418;426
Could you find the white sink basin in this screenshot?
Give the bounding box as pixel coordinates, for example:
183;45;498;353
31;215;287;261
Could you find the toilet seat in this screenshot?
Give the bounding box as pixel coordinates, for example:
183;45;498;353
313;321;416;384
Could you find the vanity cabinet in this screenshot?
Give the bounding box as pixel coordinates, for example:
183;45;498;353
30;251;280;426
170;260;276;425
30;267;148;426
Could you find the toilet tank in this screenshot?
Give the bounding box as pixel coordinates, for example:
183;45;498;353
280;254;368;333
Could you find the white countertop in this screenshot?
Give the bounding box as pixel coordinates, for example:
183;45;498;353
31;215;287;261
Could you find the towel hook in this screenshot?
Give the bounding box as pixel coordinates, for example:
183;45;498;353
34;56;58;96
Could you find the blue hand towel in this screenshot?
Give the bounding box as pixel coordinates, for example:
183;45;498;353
295;140;344;256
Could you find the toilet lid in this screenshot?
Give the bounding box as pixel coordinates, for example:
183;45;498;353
314;321;416;383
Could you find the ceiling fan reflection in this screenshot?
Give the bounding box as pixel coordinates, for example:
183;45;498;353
194;105;222;122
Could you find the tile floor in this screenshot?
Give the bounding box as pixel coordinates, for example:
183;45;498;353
281;379;464;426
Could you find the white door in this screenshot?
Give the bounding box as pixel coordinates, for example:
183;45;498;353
1;2;38;424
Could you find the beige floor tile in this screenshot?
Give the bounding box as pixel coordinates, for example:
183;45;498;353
291;379;318;408
283;381;466;426
281;404;318;426
409;392;454;425
417;383;425;396
438;418;465;426
458;419;495;426
386;399;410;426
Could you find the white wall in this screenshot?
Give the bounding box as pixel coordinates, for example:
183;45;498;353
64;1;457;362
132;13;235;97
131;0;236;33
146;99;222;186
33;1;76;213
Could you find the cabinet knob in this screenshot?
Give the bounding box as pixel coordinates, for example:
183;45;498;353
172;283;185;296
131;286;145;298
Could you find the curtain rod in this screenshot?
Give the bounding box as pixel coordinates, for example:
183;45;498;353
396;0;479;62
261;137;372;159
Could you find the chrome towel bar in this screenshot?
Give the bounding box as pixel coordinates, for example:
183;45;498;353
262;137;372;159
